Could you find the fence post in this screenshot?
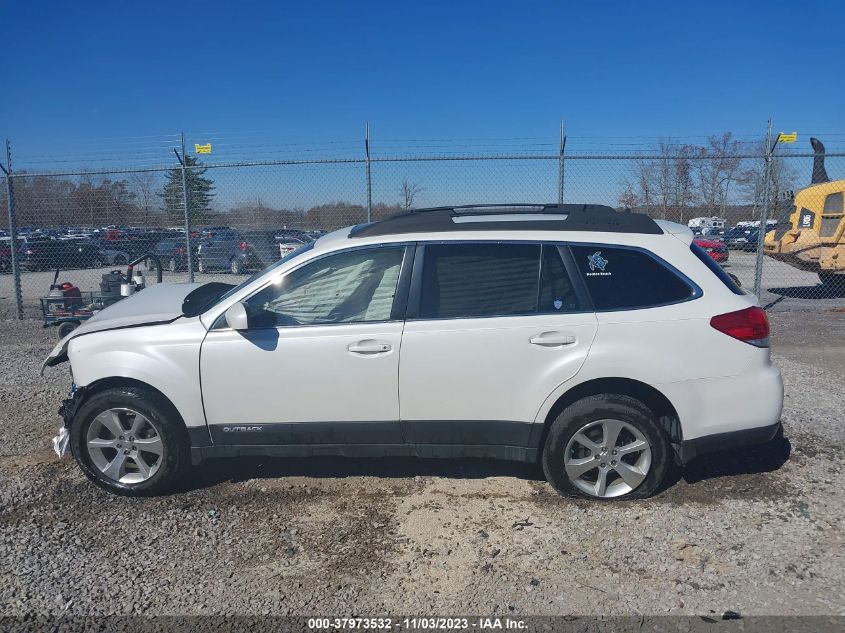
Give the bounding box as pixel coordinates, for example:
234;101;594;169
558;121;566;203
1;140;23;319
174;132;195;282
365;122;372;222
753;120;774;297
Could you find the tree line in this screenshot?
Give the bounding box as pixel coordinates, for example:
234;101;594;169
0;159;420;232
617;132;798;224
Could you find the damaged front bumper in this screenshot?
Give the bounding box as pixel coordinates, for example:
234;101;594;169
53;386;85;458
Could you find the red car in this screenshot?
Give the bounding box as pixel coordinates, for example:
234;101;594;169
694;238;729;264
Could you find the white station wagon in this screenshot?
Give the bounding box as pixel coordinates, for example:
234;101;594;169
43;204;784;500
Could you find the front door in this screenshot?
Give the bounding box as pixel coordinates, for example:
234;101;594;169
200;244;411;445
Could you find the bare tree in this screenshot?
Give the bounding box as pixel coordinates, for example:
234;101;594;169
129;171;159;226
693;133;742;215
737;139;799;215
618;180;639;210
400;178;424;210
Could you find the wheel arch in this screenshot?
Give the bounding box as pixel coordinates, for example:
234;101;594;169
533;377;682;452
72;376;207;446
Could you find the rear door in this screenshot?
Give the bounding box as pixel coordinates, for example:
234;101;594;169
398;242;598;447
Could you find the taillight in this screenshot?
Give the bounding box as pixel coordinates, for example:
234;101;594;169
710;306;769;347
175;247;185;254
239;241;248;251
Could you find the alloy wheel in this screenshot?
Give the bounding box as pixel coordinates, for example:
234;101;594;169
86;408;164;484
563;418;652;498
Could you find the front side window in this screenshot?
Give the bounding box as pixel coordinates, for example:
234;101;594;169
245;246;405;328
570;245;696;311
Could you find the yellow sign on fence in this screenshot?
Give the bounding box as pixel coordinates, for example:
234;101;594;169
194;143;212;154
778;132;797;143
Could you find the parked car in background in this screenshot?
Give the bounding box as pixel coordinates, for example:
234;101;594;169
21;237;105;271
0;245;13;274
277;234;310;258
724;227;757;250
701;227;726;240
197;229;280;274
149;238;191;272
98;242;132;266
693;237;729;264
0;237;23;273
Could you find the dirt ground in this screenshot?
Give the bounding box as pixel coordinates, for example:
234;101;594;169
0;311;843;618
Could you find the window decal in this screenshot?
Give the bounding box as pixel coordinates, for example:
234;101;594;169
586;251;610;276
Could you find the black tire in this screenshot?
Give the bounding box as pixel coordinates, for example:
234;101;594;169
541;394;670;500
57;321;79;339
169;257;178;273
819;271;845;293
70;386;190;496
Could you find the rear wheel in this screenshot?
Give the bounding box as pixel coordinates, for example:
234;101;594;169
70;386;190;496
542;394;669;500
230;258;242;275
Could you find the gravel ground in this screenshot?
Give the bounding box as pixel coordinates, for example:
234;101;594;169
0;312;843;618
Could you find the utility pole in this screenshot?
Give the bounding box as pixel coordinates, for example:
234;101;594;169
173;131;194;282
365;122;373;222
558;121;566;204
1;140;23;319
753;119;777;297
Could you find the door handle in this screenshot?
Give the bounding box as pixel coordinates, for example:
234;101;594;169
529;332;576;347
347;340;392;354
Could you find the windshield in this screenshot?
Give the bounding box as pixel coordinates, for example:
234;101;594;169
211;240;316;307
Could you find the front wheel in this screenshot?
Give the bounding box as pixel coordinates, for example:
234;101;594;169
70;386;190;496
542;394;669;500
230;258;243;275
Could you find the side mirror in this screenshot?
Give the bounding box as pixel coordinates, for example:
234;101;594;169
224;302;250;331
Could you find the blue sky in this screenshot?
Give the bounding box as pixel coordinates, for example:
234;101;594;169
1;0;843;207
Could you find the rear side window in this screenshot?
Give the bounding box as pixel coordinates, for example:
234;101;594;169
690;243;744;295
418;243;582;319
570;245;696;310
420;243;539;318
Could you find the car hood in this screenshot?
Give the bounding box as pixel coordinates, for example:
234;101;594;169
41;282;203;374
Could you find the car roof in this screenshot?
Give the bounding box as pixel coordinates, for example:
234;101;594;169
348;204;663;238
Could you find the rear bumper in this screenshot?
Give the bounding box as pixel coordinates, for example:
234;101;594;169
676;421;782;464
659;363;783;441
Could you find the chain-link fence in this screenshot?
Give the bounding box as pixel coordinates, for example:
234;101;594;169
2;129;844;322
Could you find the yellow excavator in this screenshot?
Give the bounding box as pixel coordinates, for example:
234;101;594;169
764;138;845;289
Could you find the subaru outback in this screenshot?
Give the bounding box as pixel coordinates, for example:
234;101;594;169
42;204;784;500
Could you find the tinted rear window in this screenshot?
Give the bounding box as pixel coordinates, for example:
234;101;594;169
570;245;696;310
690;242;745;295
418;242;583;319
420;243;540;318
